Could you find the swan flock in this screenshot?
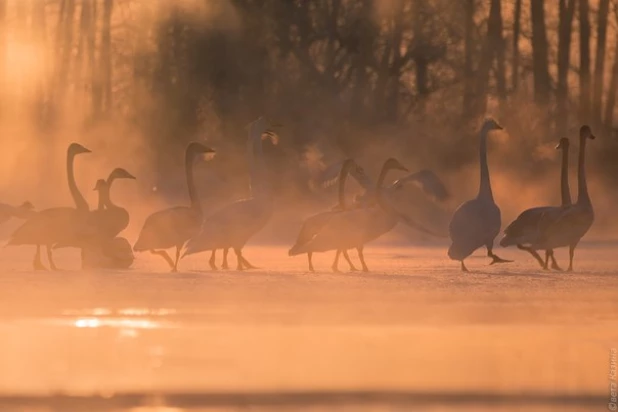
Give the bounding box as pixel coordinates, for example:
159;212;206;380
2;117;599;273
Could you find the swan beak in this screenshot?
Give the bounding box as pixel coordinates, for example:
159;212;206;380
590;134;597;140
126;173;137;180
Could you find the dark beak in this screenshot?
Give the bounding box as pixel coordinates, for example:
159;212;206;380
590;134;597;140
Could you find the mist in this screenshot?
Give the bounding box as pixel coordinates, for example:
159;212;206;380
0;0;615;249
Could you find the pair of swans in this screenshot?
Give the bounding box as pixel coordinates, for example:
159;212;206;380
501;126;595;271
290;157;449;272
134;117;278;272
8;143;136;270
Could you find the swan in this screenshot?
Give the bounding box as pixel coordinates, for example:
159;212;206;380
0;201;35;225
287;158;409;272
448;118;511;272
182;117;279;270
308;159;449;271
500;138;571;269
7;143;93;270
289;158;363;272
528;125;596;271
81;169;136;269
133;142;215;272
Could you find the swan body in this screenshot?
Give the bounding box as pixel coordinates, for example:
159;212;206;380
527;125;595;271
288;158;409;271
183;117;279;270
289;159;364;272
500;138;571;269
7;143;92;270
133;142;215;272
447;118;510;272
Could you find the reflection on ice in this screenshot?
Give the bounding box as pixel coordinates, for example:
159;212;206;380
74;317;162;329
63;307;177;317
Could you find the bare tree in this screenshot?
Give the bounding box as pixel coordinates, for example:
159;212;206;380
530;0;551;104
557;0;576;135
579;0;592;121
604;3;618;129
512;0;522;92
592;0;610;124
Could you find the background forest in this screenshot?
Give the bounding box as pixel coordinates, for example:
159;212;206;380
0;0;617;239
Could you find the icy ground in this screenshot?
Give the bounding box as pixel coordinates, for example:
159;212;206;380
0;242;617;411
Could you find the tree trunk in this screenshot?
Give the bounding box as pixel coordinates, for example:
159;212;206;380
512;0;522;92
579;0;591;121
468;0;503;120
493;0;506;101
463;0;475;116
556;0;576;136
101;0;113;115
604;28;618;129
592;0;610;125
530;0;551;104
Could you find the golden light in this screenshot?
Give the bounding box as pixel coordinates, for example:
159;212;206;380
3;38;46;94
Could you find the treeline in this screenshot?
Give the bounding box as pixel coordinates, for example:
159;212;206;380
0;0;618;193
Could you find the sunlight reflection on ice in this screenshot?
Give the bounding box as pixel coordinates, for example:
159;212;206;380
63;307;177;317
74;318;162;329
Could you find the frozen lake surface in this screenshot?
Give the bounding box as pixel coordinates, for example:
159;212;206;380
0;242;617;411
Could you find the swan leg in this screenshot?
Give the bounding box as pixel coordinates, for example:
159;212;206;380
222;248;229;270
517;244;544;268
548;250;562;271
487;245;513;265
46;245;58;271
150;249;175;270
357;247;369;272
209;250;218;270
171;246;181;272
240;254;259;270
33;245;47;271
460;261;469;272
233;248;244;271
567;244;576;272
307;252;315;272
331;250;341;273
342;250;358;271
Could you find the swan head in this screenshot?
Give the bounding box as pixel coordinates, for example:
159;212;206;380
481;118;503;133
68;143;91;155
556;138;570;150
93;179;107;191
18;201;34;211
579;125;596;140
246;117;281;145
108;168;137;182
382;158;409;173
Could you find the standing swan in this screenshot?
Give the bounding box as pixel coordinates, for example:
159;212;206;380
448;118;511;272
133;142;215;272
289;159;361;272
7;143;92;270
530;125;596;271
500;138;571;269
183;117;279;270
287;158;409;272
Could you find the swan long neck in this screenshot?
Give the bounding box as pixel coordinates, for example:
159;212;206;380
560;145;572;206
577;137;591;205
185;148;200;211
98;184;112;210
248;130;270;199
337;162;353;210
478;128;493;200
376;163;395;206
67;152;89;211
